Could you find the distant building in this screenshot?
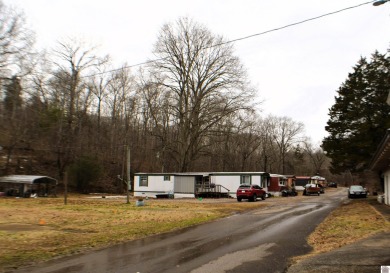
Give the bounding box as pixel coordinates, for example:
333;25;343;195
268;174;287;193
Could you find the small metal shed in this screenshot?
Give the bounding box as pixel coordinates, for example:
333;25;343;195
0;175;57;197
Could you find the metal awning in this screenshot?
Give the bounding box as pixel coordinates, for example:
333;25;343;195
0;175;57;185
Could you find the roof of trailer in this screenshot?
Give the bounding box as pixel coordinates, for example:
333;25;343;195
270;174;287;178
134;172;270;176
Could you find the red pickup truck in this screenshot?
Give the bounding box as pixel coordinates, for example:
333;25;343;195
303;184;321;196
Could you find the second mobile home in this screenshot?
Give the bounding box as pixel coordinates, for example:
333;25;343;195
133;172;270;198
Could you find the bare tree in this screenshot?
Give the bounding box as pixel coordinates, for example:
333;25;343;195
139;78;174;172
87;59;113;140
2;76;28;172
52;39;107;134
150;17;256;171
303;140;327;175
267;115;305;174
106;67;135;152
217;113;263;171
257;118;278;173
0;1;37;174
103;65;145;185
0;1;35;79
50;38;108;176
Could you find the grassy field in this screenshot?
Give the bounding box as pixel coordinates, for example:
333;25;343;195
307;198;390;254
0;195;264;271
1;193;389;272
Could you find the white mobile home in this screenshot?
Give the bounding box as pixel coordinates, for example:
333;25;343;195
133;172;270;198
134;173;206;199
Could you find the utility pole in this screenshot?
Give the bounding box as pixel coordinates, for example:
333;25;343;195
126;145;131;204
64;171;68;205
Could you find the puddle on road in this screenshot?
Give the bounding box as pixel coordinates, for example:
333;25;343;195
252;206;293;214
189;243;276;273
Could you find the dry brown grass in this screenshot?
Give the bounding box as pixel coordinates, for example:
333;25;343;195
2;194;388;271
288;197;390;266
308;198;390;254
0;195;264;271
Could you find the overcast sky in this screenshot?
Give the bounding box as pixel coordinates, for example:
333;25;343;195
4;0;390;145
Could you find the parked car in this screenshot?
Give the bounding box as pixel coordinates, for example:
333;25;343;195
348;185;367;198
236;184;266;202
328;182;338;188
303;184;321;196
281;187;297;197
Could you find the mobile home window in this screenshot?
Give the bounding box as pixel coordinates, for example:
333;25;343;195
164;175;171;181
241;175;251;185
139;176;148;187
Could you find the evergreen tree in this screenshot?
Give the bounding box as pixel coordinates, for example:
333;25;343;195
322;50;390;174
4;76;23;118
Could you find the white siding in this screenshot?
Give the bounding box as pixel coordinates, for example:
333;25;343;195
210;173;268;197
133;175;174;198
210;175;239;194
174;176;195;193
385;170;390;206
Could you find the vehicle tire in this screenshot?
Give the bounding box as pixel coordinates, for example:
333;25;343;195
318;192;320;196
237;197;242;202
251;194;257;202
261;194;266;200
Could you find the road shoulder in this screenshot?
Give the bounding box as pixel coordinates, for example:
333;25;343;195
287;198;390;273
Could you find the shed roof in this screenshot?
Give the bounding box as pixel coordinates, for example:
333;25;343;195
270;174;287;179
311;175;326;180
0;175;57;185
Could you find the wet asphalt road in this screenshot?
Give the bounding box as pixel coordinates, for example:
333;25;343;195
11;188;346;273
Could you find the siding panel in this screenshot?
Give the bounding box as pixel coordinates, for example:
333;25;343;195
174;176;195;193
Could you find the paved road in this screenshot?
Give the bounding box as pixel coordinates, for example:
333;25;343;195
12;188;346;273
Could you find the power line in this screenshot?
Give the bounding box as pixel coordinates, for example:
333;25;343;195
83;0;375;78
213;1;375;46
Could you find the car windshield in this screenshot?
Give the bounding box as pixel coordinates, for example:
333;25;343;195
350;185;363;191
239;185;250;189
